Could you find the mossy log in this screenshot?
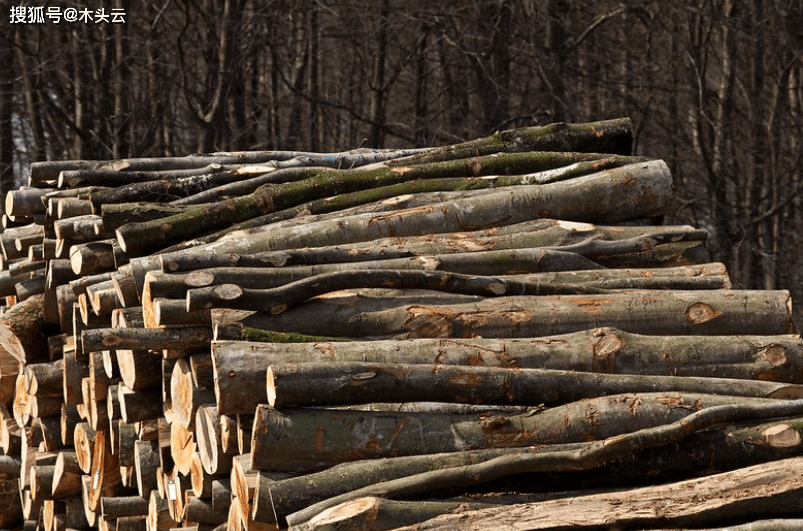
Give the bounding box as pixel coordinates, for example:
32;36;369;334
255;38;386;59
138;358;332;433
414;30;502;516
116;160;672;255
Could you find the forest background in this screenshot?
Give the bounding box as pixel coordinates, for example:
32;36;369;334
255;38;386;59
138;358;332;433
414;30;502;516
0;0;801;328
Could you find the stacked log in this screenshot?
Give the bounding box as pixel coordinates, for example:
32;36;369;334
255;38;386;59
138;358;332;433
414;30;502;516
0;117;801;531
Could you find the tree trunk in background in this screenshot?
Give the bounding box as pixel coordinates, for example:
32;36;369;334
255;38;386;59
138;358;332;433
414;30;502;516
367;0;389;148
473;0;512;134
546;0;570;121
0;0;14;210
113;0;131;159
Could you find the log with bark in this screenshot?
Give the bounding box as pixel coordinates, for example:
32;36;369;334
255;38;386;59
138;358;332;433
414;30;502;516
214;288;794;340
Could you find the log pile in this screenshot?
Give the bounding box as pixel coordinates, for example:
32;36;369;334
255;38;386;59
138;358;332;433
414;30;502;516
0;117;801;531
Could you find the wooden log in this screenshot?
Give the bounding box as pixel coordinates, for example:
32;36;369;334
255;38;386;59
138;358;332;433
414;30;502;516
87;168;282;211
116;349;162;391
54;215;106;241
82;327;212;355
0;268;38;298
266;361;803;408
0;453;20;478
25;359;64;397
99;202;206;232
195;406;233;476
38;414;63;451
28;239;57;262
87;281;122;316
53;197;94;218
57;164;239;188
73;423;97;474
115;515;148;531
70;241;119;276
0;345;19;407
14;275;46;300
232;289;794;339
111;307;145;328
182;496;228;525
161;467;185;522
189;354;214;389
170;360;217;431
236;414;252;455
147;490;177;531
61;404;81;448
118;385;163;423
5;187;49;217
114;421;137;468
52;450;83;498
0;294;49;364
152;300;211;327
187;269;610;313
155;261;731;297
201;159;656;243
100;496;148;518
56;285;78;335
189;451;214;499
134;440;159;500
219;414;239;456
0;404;22;455
30;464;56;501
160;161;670;261
111;271;140;310
87;430;121;515
249;393;786;473
63;348;88;407
230;453;258;527
390;456;803;531
170;421;196;477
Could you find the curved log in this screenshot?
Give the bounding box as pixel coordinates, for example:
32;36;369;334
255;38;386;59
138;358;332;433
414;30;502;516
186;270;607;313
